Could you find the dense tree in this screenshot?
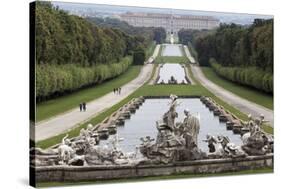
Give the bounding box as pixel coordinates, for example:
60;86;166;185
193;20;273;72
153;27;166;44
190;19;273;93
86;17;155;49
35;2;152;101
133;47;146;65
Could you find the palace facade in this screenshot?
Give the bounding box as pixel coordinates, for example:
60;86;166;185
119;12;220;34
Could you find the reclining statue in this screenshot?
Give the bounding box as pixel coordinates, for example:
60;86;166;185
203;134;246;158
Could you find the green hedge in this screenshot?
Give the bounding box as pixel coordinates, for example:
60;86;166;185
36;57;132;100
210;58;273;93
133;48;145;65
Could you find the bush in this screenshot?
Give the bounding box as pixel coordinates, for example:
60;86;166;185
210;58;273;93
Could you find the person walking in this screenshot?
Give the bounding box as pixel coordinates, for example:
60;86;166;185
79;103;83;112
82;102;86;112
113;88;116;94
119;87;121;94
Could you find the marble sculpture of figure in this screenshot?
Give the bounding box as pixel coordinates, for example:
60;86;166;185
182;108;200;145
139;94;205;163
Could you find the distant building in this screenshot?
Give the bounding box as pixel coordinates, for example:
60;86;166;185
119;12;220;34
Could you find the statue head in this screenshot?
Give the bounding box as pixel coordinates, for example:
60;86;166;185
184;108;190;116
65;139;71;146
248;114;252;120
170;94;178;102
87;123;93;130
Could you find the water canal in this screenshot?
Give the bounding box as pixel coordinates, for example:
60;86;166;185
157;63;187;84
162;44;182;56
100;98;242;153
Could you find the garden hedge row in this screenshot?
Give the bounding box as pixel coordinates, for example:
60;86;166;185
36;57;132;100
210;58;273;93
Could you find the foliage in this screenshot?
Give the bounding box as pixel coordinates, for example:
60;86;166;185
36;65;141;121
178;29;197;44
192;19;273;92
194;20;273;73
210;59;273;93
36;57;132;101
153;27;166;44
87;17;154;46
202;66;273;109
178;29;212;45
133;47;146;65
35;2;151;100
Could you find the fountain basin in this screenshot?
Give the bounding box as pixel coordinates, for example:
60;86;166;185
35;154;273;183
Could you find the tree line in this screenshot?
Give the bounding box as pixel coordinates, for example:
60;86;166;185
178;19;273;93
35;2;162;101
88;17;166;45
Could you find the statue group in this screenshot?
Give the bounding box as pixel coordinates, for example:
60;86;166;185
33;95;273;167
139;94;205;163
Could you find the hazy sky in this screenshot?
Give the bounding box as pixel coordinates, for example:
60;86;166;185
52;0;273;25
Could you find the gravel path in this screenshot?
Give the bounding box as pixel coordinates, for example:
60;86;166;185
35;63;154;142
183;45;196;64
190;64;274;126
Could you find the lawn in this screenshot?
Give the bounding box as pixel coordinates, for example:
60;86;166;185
201;67;273;110
36;65;142;122
155;56;188;63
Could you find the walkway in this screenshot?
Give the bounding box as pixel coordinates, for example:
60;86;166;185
36;63;154;142
183;45;196;64
190;65;274;126
147;44;160;63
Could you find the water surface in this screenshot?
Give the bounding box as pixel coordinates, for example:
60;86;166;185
101;98;242;153
162;44;182;56
157;63;187;84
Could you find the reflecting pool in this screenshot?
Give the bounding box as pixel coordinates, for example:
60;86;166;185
162;44;182;56
100;98;242;153
157;63;187;84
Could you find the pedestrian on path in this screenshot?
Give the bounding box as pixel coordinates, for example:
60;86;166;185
79;103;83;112
82;102;86;111
119;87;121;94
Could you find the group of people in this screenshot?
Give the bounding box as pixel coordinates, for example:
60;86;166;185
79;102;87;112
113;87;122;95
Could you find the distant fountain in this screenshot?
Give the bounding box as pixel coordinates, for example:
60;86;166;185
168;76;178;84
170;34;174;44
